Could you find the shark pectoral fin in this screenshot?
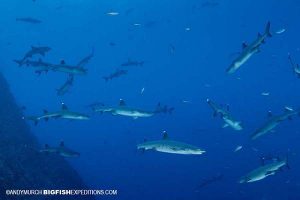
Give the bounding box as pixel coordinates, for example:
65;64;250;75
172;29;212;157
61;103;68;110
222;124;229;128
267;111;273;118
162;131;169;140
119;99;126;106
213;112;218;117
265;171;275;176
44;117;49;122
242;42;248;49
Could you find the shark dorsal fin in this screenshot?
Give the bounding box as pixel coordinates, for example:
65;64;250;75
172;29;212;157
242;42;248;49
45;144;49;149
257;32;262;38
267;111;273;118
60;141;64;147
226;104;230;111
162;131;169;140
119;99;126;106
61;103;68;110
43;109;48;114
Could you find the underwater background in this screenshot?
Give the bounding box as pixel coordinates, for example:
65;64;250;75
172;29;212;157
1;0;300;199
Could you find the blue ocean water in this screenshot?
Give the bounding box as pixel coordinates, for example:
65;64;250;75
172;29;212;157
1;0;300;199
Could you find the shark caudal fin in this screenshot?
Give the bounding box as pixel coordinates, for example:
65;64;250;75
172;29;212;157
24;116;39;126
13;59;24;66
265;21;272;37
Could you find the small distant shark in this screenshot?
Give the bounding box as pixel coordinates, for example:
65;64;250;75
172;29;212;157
103;69;128;82
51;60;88;75
25;103;90;125
40;141;80;157
93;99;155;119
196;174;224;190
16;17;42;24
137;131;205;155
121;59;144;67
77;49;94;67
14;46;51;66
239;156;289;183
288;54;300;77
57;75;74;96
207;99;243;131
250;108;299;140
226;21;272;74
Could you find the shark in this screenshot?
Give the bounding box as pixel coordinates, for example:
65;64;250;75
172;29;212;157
239;156;289;183
14;46;51;66
137;131;205;155
40;141;80;157
103;69;128;82
93;99;155;119
25;103;90;125
121;59;144;67
56;75;74;96
207;99;243;131
250;108;299;140
77;49;94;67
288;54;300;77
51;60;87;75
226;21;272;74
16;17;42;24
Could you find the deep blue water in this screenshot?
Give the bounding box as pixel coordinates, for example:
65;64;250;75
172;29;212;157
1;0;300;199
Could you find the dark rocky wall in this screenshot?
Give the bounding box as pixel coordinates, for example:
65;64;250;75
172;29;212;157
0;73;95;200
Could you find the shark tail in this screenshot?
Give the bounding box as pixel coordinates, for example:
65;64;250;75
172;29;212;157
265;21;272;37
25;116;39;126
13;59;24;66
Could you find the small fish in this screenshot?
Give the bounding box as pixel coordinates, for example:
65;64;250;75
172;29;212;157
141;87;145;94
185;27;191;31
275;28;286;34
234;145;243;152
107;12;119;16
261;92;270;96
182;100;191;104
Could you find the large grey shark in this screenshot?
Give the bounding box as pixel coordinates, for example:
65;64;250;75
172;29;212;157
239;157;289;183
51;60;87;75
250;108;299;140
226;21;272;74
40;141;80;157
93;99;163;119
137;131;205;155
14;58;53;75
25;103;90;125
207;99;243;131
